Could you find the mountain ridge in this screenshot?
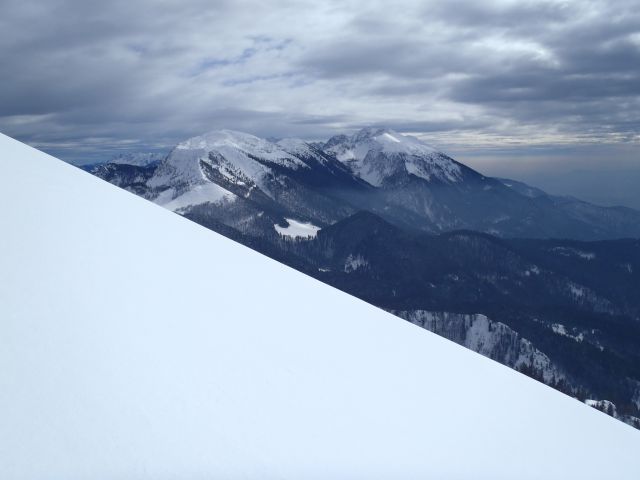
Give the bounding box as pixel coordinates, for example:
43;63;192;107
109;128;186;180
80;127;640;429
123;127;640;240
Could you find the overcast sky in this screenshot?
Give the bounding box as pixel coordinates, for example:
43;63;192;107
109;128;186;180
1;0;639;190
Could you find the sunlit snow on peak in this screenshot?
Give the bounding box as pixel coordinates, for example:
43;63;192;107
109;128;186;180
324;127;460;186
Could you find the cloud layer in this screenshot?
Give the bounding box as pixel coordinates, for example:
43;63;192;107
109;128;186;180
1;0;639;165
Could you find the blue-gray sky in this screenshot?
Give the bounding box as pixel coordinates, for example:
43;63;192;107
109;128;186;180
1;0;639;205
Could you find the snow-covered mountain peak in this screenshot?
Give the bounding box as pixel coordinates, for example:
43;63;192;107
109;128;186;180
148;129;309;195
174;129;309;169
335;127;440;156
353;126;406;144
352;126;389;141
323;127;461;186
176;129;294;162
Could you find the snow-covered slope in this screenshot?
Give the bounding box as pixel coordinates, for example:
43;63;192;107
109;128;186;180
396;310;566;383
148;129;307;196
157;182;236;213
145;129;363;227
324;127;462;186
1;132;639;479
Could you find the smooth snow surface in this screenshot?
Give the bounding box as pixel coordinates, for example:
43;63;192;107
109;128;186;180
1;132;639;479
159;182;236;212
274;218;321;238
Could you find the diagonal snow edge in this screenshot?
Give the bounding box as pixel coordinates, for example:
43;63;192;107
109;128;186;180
0;132;639;479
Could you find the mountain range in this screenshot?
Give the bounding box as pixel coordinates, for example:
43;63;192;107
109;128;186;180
83;127;640;428
5;131;640;478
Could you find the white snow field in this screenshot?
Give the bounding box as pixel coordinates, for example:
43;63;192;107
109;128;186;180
274;218;321;239
0;132;639;479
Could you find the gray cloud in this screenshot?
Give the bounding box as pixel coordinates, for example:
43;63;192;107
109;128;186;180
1;0;639;168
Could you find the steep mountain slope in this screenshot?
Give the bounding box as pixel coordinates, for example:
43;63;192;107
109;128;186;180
323;128;640;238
324;127;462;186
143;129;368;236
498;177;640;240
90;128;640;241
85;162;158;196
82;152;166;196
4;133;640;478
395;310;565;383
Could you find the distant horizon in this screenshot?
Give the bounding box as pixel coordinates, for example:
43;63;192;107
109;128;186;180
43;125;640;211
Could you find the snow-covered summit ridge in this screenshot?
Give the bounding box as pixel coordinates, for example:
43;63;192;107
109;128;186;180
275;137;318;157
148;129;309;194
355;127;440;154
175;129;307;168
323;127;462;186
325;127;440;161
150;127;460;194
